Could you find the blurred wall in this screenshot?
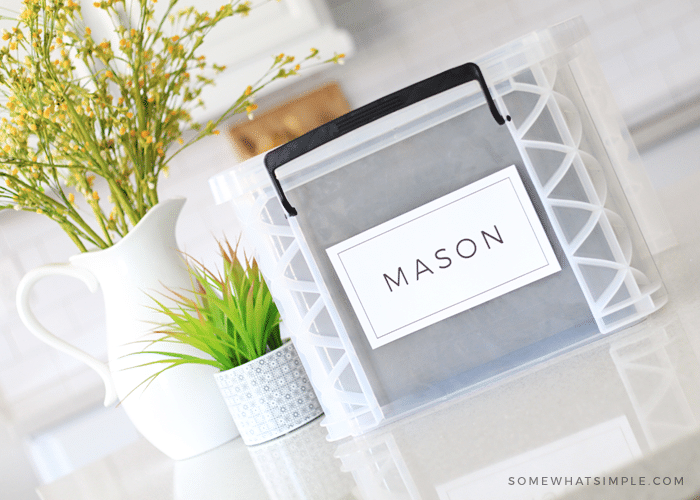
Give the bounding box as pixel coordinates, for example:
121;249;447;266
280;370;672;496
1;0;699;496
325;0;700;125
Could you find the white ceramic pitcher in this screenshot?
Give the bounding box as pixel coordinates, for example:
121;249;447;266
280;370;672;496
16;198;239;459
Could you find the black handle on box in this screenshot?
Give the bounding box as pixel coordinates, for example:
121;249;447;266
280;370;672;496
264;62;510;217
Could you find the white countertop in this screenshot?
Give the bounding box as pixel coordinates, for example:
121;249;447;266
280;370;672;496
37;167;700;500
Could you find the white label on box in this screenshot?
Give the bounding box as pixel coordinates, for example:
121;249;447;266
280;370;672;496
326;165;561;349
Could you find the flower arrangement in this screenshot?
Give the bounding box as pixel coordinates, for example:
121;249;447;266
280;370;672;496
126;238;283;394
0;0;343;251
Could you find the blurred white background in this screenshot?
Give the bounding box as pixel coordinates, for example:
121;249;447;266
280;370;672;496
1;0;699;497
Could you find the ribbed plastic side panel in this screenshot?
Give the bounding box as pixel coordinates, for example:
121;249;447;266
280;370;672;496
500;59;667;333
228;185;384;439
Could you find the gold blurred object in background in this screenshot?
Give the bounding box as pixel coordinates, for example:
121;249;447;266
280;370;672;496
229;83;350;160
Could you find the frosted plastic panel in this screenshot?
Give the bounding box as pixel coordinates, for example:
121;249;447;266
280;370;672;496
210;18;668;440
285;102;595;408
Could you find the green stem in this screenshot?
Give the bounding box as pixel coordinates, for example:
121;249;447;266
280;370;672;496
60;222;89;252
106;177;139;226
89;199;114;246
62;204;109;248
108;184;130;235
12;174;108;248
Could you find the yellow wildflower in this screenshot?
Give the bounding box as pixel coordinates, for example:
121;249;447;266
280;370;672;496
246;103;257;120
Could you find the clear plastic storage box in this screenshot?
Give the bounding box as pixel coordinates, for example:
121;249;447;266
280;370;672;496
210;18;667;440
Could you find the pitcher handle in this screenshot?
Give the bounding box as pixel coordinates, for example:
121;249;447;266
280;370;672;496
16;263;118;406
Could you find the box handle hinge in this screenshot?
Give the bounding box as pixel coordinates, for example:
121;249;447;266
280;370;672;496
265;62;510;218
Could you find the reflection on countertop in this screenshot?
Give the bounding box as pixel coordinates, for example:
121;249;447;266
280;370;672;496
38;165;700;500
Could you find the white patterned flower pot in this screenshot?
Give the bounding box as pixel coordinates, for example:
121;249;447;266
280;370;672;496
214;342;323;445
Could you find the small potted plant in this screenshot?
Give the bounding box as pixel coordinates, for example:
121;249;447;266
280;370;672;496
127;238;323;445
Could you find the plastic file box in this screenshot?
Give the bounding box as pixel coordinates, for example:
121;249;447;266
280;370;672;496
210;17;667;440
